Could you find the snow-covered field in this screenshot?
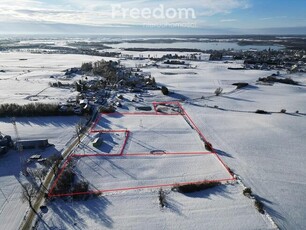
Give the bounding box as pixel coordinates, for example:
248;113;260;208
148;61;274;99
0;49;305;229
182;82;306;229
72;154;231;192
49;109;233;196
93;113;206;154
39;185;274;230
149;59;306;230
0;116;80;230
0;52;108;105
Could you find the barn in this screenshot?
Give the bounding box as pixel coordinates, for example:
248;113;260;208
15;139;49;149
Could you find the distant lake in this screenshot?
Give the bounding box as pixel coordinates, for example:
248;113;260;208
110;42;284;51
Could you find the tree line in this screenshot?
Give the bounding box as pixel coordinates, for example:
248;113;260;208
0;103;75;117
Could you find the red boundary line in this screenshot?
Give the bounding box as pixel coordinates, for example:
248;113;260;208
49;101;235;197
48;155;73;196
70;151;213;158
121;130;130;155
90;103;184;133
49;177;236;198
175;102;234;177
184;111;232;175
125;151;212;156
89;129;129;155
67;152;213;157
49;153;234;197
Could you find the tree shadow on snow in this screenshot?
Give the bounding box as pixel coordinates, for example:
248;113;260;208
263;204;286;222
244;85;259;90
47;196;113;229
0;116;80;128
48;200;88;230
252;195;286;222
215;149;234;158
181;184;232;200
253;194;273;205
220;95;255;103
166;196;186;217
168;92;189;101
82;196;114;228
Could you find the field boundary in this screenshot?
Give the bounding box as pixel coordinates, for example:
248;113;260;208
48;101;235;197
90;129;130;156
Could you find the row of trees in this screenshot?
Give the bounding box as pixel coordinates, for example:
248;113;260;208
0;103;75;117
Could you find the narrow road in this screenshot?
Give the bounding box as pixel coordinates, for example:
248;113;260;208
19;118;93;230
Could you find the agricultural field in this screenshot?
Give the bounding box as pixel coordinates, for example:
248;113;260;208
0;48;305;230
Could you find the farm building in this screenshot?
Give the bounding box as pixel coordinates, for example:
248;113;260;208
92;137;103;147
15;139;49;149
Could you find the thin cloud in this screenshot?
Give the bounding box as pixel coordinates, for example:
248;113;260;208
196;0;250;16
0;0;250;26
260;16;288;20
220;19;238;22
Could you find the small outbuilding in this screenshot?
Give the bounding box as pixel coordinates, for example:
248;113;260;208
92;137;103;148
15;139;49;149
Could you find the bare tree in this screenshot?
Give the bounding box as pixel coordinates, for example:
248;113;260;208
27;168;48;192
21;183;38;215
214;87;223;96
75;123;83;143
158;188;167;208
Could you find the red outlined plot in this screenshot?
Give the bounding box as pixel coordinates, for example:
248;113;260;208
48;101;235;197
91;111;206;155
84;129;129;156
48;153;235;197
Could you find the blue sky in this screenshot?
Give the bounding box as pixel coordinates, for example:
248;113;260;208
0;0;305;34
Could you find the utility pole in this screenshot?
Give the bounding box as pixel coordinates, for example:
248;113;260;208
11;117;24;173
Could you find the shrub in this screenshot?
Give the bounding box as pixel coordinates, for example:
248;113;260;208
73;181;89;193
205;142;213;152
214;87;223;96
93;191;103;197
232;82;249;89
172;181;221;193
72;181;90;200
52;169;75;195
158;188;167;208
161;86;169;95
243;187;252;197
255;109;270;114
254;200;264;214
258;76;298;85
